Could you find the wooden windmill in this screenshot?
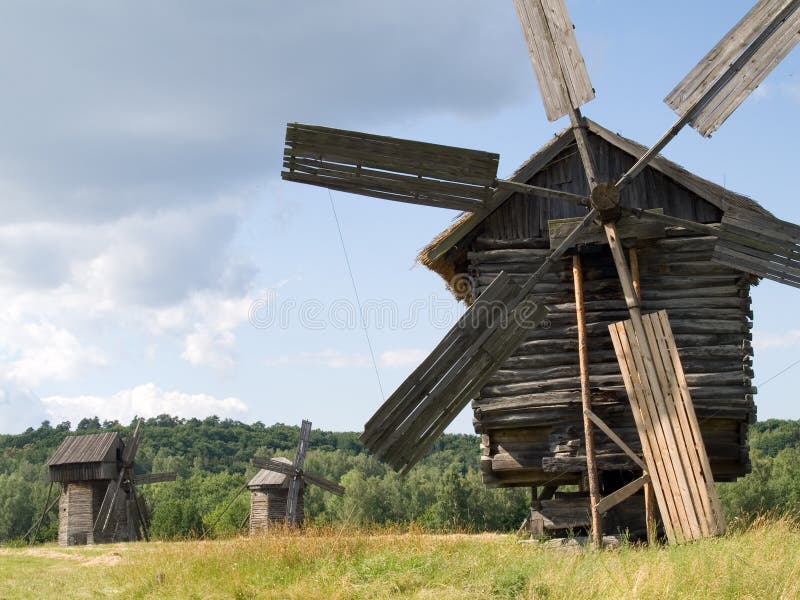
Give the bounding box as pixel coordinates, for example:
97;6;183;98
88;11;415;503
281;0;800;544
249;420;345;528
46;419;176;545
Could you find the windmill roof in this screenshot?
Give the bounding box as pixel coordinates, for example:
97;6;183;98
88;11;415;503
47;432;122;466
418;118;769;286
248;456;291;488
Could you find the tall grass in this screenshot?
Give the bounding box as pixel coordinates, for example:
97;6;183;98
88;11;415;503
1;516;799;599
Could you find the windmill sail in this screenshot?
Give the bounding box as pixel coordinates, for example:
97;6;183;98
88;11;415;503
286;420;311;526
282;124;499;211
666;0;800;137
513;0;595;121
713;205;800;288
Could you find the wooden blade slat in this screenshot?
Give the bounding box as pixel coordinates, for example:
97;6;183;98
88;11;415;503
286;123;500;183
513;0;595;121
94;473;124;536
666;0;800;137
304;471;345;496
122;419;142;464
286;476;302;526
284;156;493;202
294;420;312;472
713;208;800;288
609;311;726;544
283;123;498;210
133;472;177;485
251;457;295;476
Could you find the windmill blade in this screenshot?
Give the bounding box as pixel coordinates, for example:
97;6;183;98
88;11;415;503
94;470;125;536
303;471;345;497
251;456;295;476
282;123;499;211
287;420;312;526
713;206;800;288
129;482;149;542
293;420;312;471
122;419;143;464
621;205;800;289
133;472;177;485
513;0;595;121
361;210;598;473
666;0;800;137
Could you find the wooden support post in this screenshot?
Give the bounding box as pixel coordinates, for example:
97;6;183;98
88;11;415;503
645;481;657;544
574;254;602;548
630;248;640;299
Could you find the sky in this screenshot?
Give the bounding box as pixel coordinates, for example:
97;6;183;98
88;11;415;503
0;0;798;435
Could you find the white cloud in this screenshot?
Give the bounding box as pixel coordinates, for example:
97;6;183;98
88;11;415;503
264;348;427;369
40;383;249;424
378;348;428;368
0;317;107;387
753;329;800;351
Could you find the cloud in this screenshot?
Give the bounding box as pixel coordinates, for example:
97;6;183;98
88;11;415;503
753;329;800;351
40;383;249;425
265;348;427;369
0;318;107;387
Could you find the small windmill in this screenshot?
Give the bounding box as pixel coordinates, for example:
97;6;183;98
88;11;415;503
92;419;177;543
281;0;800;544
250;420;345;527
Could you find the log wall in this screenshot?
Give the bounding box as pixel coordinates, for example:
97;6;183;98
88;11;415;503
250;488;305;532
470;231;755;489
58;483;95;546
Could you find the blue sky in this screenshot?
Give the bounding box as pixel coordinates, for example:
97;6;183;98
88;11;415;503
0;0;798;434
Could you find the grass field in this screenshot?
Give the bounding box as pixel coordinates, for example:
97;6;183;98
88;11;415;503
2;517;799;599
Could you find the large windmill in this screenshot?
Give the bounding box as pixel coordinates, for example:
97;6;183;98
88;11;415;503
45;419;176;545
250;420;345;527
281;0;800;544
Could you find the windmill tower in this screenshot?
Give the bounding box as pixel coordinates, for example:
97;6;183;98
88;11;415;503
250;420;345;529
280;0;800;545
46;420;176;545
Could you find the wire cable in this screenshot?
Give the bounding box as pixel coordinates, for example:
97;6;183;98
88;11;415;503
328;190;386;400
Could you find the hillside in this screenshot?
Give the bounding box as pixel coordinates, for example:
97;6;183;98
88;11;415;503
1;416;799;543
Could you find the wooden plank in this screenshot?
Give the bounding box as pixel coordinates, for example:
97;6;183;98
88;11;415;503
609;311;726;543
285;123;499;186
658;312;726;535
583;409;647;471
548;209;665;249
595;474;650;514
513;0;594;121
666;0;800;136
608;321;678;543
640;313;711;537
133;472;177;485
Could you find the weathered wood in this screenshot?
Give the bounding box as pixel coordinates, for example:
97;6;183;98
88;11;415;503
583;409;647;471
595;475;650;514
610;311;726;543
549;209;665;249
513;0;595;121
665;0;800;136
282;123;498;210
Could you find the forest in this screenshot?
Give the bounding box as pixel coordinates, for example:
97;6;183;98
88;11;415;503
1;415;799;543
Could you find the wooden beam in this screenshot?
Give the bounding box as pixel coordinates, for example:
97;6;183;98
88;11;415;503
583;409;647;471
595;475;650;514
573;254;602;548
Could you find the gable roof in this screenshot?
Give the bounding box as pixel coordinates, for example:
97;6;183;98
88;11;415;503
47;432;122;466
419;118;768;272
248;456;292;488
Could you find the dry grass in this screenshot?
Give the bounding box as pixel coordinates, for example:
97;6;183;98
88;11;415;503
2;517;800;599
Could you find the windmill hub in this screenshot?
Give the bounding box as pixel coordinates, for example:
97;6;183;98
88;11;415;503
590;182;621;223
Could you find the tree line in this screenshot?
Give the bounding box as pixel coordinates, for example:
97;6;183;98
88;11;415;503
1;416;799;542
